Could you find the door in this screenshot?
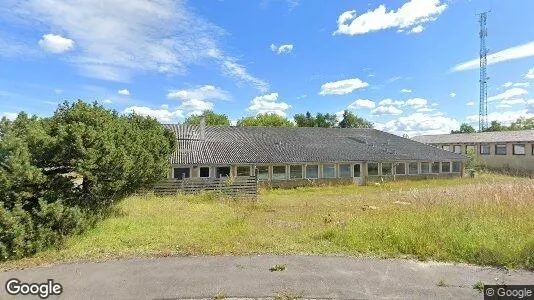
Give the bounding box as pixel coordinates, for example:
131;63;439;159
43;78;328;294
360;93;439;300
215;166;231;178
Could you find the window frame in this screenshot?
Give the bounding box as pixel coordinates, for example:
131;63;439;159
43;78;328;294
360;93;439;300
480;144;490;155
367;162;379;176
442;145;451;152
305;164;319;179
256;165;270;180
272;165;287;180
495;144;507;155
431;162;440;174
236;166;251;177
452;161;461;173
420;162;430;174
381;162;393;176
199;166;210;178
289;165;303;179
513;144;526;155
353;164;361;177
453;145;462;153
395;162;406;175
441;161;451;173
339;164;351;178
173;167;191;179
322;164;336;178
408;162;419;175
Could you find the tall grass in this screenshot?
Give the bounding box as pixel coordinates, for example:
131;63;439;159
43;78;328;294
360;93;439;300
3;173;533;270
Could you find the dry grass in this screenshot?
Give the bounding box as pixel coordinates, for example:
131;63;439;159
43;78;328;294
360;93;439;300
3;173;534;270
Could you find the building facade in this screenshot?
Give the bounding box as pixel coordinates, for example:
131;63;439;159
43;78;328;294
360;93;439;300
164;125;466;186
413;130;534;175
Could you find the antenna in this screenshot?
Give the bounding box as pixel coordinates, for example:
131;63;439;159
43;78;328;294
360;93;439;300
478;11;490;132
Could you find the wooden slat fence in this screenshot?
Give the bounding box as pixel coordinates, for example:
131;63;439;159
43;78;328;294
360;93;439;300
154;176;258;198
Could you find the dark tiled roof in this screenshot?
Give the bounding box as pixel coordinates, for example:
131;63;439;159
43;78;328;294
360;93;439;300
163;125;466;165
413;130;534;144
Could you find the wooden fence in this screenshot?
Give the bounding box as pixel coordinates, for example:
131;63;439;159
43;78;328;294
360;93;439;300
154;176;258;198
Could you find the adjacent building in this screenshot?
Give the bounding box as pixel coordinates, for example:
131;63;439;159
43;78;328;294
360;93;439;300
163;125;465;186
413;130;534;175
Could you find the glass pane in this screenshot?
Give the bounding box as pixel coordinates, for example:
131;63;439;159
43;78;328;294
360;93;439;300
495;145;507;155
339;164;351;178
236;166;250;176
199;167;210;177
441;162;451;173
395;163;406;175
408;162;418;174
480;145;490;154
323;164;336;178
353;164;361;177
173;168;190;179
453;145;461;153
272;166;286;180
368;163;379;176
452;161;460;173
513;144;525;155
257;166;269;180
381;163;392;175
306;165;318;178
431;162;440;173
420;162;430;174
442;145;450;151
290;165;303;179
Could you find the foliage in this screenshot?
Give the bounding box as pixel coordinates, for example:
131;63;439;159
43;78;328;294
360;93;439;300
483;120;508;132
338;110;373;128
294;111;337;128
184;110;230;126
0;100;176;261
451;123;476;134
509;117;534;131
465;149;485;171
236;113;294;127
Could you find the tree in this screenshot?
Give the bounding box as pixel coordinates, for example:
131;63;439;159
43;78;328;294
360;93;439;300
315;113;338;128
451;123;476;134
293;112;316;127
184;110;230;126
338;110;373;128
509;117;534;130
483;120;508;132
236;113;294;127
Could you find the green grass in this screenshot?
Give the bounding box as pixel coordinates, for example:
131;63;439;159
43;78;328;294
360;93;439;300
3;173;534;270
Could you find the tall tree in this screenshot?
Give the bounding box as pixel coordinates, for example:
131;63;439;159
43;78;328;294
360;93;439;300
483;120;508;132
338;110;373;128
236;113;294;127
293;112;316;127
451;123;476;134
509;117;534;130
184;110;230;126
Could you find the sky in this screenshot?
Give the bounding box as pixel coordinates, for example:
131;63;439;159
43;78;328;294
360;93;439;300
1;0;533;137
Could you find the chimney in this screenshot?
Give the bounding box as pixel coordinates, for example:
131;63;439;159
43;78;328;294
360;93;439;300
200;116;206;141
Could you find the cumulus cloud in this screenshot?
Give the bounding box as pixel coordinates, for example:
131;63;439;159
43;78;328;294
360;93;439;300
400;88;412;93
38;34;74;53
7;0;267;90
117;89;130;96
405;98;428;108
488;88;528;102
270;43;294;54
371;105;403;115
334;0;447;36
1;112;18;120
123;106;183;123
348;99;376;109
449;92;456;98
167;85;230;115
467;110;534;125
319;78;369;95
451;42;534;72
504;81;529;88
378;98;404;107
466;101;475;106
248;92;291;116
525;68;534;79
375;112;460;136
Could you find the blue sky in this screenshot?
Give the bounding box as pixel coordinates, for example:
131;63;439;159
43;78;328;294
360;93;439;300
1;0;533;136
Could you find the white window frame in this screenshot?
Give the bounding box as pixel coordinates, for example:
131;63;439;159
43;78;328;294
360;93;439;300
513;144;526;155
289;165;303;179
381;162;393;176
353;163;362;178
431;162;440;174
408;162;419;175
442;145;451;151
420;162;430;174
452;161;461;173
441;161;451;173
367;162;379;176
453;145;462;153
495;144;507;155
395;162;406;175
338;164;351;178
256;165;270;180
480;144;490;155
272;165;287;180
305;164;319;179
322;164;336;178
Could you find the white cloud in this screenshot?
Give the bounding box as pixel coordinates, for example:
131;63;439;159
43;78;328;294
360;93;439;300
378;98;404;107
466;101;475;106
499;98;528;106
103;99;113;104
179;99;214;116
526;68;534;79
488;88;528;102
400;88;412;93
504;81;530;88
371;105;403;115
117;89;130;96
409;25;424;34
416;107;436;113
1;112;18;120
248;92;291;116
467;110;534;125
451;42;534;72
166;85;230;115
503;82;513;88
334;0;447;36
319;78;369;95
123;106;183;123
9;0;267;90
405;97;428;108
375;112;460;136
449;92;456;98
38;34;74;53
348;99;376;109
270;43;294;54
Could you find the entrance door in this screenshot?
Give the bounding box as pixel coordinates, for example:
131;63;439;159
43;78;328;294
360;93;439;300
215;166;231;178
353;163;363;185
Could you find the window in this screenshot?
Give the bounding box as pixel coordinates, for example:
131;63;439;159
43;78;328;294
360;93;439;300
215;167;231;178
480;145;490;155
272;166;287;180
290;165;303;179
173;168;190;179
199;167;210;178
513;144;526;155
408;162;418;175
353;164;361;177
431;162;440;173
441;162;451;173
453;145;462;153
420;162;430;174
306;165;319;179
339;164;351;178
532;144;534;155
495;144;507;155
256;166;269;180
442;145;451;151
466;145;476;153
367;163;379;176
236;166;251;176
395;163;406;175
381;163;392;176
452;161;461;173
322;164;336;178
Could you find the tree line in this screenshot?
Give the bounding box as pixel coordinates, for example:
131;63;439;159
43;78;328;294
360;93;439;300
184;109;374;128
451;117;534;134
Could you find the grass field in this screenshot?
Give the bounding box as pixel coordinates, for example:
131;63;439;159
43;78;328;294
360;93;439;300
3;173;534;270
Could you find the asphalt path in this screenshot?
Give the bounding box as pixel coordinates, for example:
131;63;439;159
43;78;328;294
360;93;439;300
2;255;533;299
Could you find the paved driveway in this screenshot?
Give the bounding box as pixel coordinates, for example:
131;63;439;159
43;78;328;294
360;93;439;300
1;255;533;299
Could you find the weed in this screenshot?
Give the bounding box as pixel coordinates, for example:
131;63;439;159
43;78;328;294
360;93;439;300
473;281;484;293
269;264;286;272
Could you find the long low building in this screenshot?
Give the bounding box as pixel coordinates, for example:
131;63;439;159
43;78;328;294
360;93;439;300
413;130;534;175
163;125;465;186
